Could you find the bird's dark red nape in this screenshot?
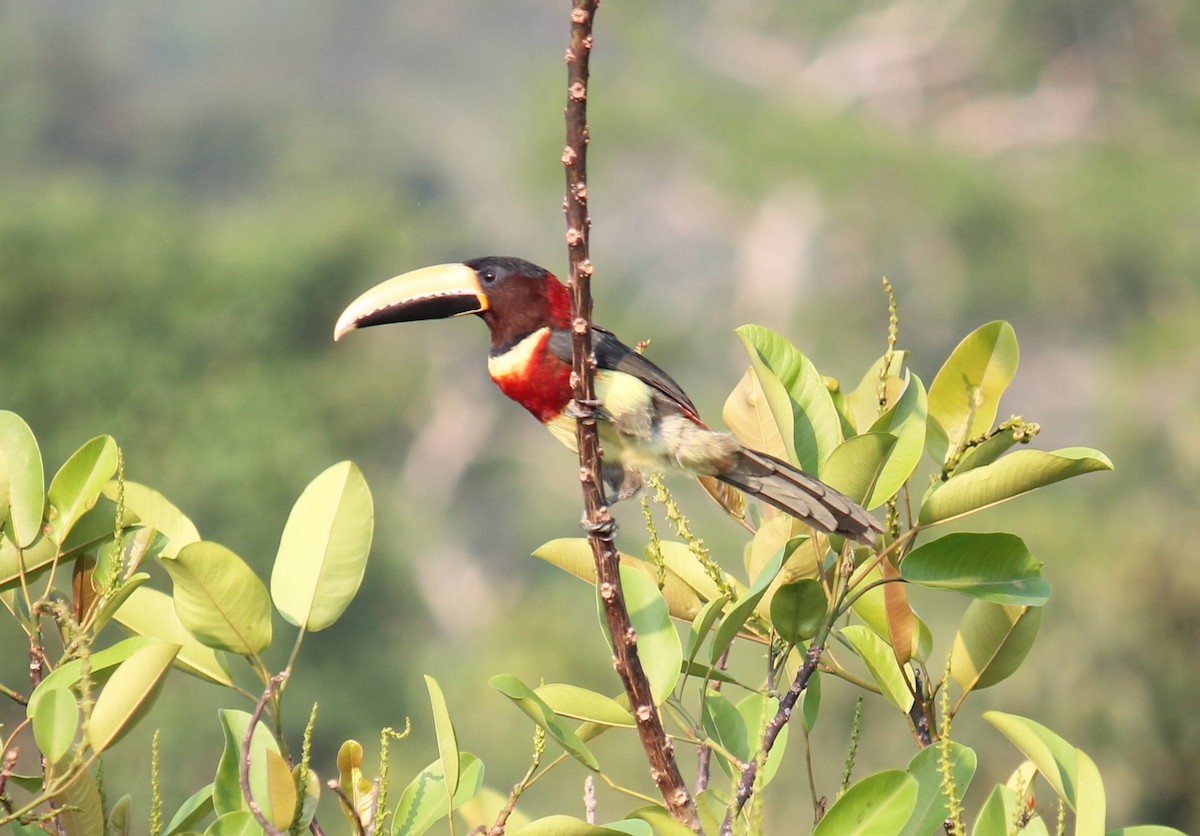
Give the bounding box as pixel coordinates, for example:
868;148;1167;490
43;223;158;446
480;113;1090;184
334;256;884;544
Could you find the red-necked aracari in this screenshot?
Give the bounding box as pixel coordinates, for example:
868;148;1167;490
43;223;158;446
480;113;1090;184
334;256;882;544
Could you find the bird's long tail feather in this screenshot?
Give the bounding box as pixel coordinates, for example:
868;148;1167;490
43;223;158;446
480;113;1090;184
716;448;883;545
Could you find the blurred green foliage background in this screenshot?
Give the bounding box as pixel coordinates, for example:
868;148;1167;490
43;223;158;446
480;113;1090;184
2;0;1198;831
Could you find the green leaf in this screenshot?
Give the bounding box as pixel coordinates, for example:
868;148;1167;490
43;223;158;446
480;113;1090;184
424;675;460;799
735;324;843;472
107;794;131;836
47;435;118;545
822;432;899;509
602;564;682;704
30;686;79;765
701;689;746;777
770;579;827;644
850;566;933;663
866;371;928;505
1105;828;1190;835
736;692;788;788
972;784;1021;836
204;811;260;836
723;365;789;460
920;447;1113;525
336;740;374;831
391;752;484;836
29;636;159;719
710;543;787;663
264;748;297;831
213;709;280;818
839;625;914;712
490;674;599;770
532;538;706;621
683;596;728;679
87;640;179;753
901;532;1051;606
103;480;200;558
510;817;634;836
113;586;234;686
800;666;821;732
1077;747;1106;835
952;602;1042;693
162;541;272;655
0;411;45;548
984;711;1081;808
534;683;635;728
926;321;1019;464
899;742;977;836
164;783;215;835
53;762;105;836
627;805;703;836
270;460;373;631
812;770;919;835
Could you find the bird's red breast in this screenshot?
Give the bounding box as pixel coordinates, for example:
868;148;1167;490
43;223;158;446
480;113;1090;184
487;326;574;423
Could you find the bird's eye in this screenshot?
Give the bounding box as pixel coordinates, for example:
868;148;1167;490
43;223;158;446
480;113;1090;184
480;269;498;284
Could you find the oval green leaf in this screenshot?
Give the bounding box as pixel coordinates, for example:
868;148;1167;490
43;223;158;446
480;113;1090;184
900;742;978;836
984;711;1081;809
0;411;45;548
29;635;159;718
770;579;827;644
214;709;281;818
920;447;1113;525
48;435;118;545
812;769;919;835
711;544;787;664
204;811;260;836
952;602;1042;693
31;686;79;765
113;586;234;685
901;532;1051;606
866;371;928;505
822;432;899;509
163;783;215;835
535;683;635;728
608;564;682;704
490;674;599;770
163;541;272;655
87;640;179;753
102;480;200;558
532;538;705;621
424;674;460;798
53;761;105;836
391;752;484;836
271;461;373;631
735;324;844;473
839;625;914;712
926;321;1019;464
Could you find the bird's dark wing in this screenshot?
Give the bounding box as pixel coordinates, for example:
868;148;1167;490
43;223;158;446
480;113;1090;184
548;327;702;421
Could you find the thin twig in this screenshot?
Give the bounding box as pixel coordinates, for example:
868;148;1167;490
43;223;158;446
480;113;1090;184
721;642;825;833
241;672;288;836
561;0;700;829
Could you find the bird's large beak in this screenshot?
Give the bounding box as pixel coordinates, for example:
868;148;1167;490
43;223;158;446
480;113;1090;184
333;263;490;341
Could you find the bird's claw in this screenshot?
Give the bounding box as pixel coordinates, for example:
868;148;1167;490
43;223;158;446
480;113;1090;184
565;398;605;421
580;510;619;540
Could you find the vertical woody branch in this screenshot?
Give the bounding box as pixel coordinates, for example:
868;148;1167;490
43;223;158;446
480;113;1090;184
561;1;700;829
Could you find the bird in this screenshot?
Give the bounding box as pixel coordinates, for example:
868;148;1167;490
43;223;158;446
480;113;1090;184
334;256;882;545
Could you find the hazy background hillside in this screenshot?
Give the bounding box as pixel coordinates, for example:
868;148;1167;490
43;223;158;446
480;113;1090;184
2;0;1198;830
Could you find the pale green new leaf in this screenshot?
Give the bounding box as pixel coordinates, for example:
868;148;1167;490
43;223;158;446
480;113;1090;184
735;324;843;473
723;365;788;460
28;635;159;718
424;675;460;798
213;709;280;818
87;640;179;754
535;683;635;728
920;447;1113;525
0;410;45;548
839;625;914;712
113;586;234;685
162;541;272;655
47;435;118;545
102;480;200;558
490;674;599;770
271;460;373;631
926;321;1018;464
984;711;1081;808
822;432;899;509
